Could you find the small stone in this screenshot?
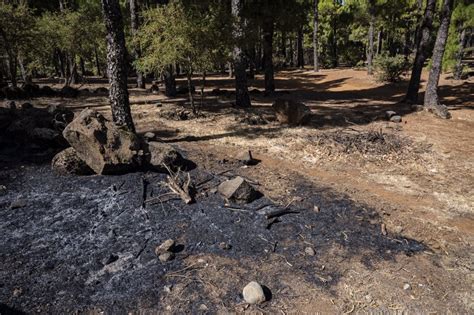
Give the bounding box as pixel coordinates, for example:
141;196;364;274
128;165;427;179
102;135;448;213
313;205;320;213
243;281;266;304
12;288;22;297
393;225;404;234
155;239;175;255
403;283;411;290
386;110;397;119
381;223;387;236
305;247;315;256
0;185;6;195
218;176;260;204
159;252;175;262
143;132;156;140
390;115;402;123
10;199;27;209
198;304;208;311
219;242;232;250
163;284;173;293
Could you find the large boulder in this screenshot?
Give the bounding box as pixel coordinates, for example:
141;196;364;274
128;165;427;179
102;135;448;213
272;99;311;126
63;109;145;174
51;147;94;175
145;141;183;172
60;86;79;98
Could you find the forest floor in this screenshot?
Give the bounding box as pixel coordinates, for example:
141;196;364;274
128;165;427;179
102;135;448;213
1;68;473;314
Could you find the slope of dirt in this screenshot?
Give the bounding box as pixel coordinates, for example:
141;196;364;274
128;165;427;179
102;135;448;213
1;68;473;313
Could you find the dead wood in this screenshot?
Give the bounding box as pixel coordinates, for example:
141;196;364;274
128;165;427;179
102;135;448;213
163;164;194;204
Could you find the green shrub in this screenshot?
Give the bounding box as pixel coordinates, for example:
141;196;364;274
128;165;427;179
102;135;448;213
374;54;410;82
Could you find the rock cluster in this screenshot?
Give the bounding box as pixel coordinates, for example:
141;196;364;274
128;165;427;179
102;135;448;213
53;109;184;175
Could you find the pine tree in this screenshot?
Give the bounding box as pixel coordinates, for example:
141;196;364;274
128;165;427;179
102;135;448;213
101;0;136;131
423;0;454;119
232;0;251;108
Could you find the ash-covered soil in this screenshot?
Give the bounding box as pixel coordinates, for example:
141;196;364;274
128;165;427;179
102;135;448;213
0;157;426;314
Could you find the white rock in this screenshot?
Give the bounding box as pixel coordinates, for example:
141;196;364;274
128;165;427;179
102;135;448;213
243;281;266;304
305;247;315;256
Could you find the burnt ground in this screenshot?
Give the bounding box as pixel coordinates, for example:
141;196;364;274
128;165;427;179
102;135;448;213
1;68;473;313
1;158;425;314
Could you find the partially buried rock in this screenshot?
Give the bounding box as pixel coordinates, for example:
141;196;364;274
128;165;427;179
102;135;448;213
51;147;94;175
386;110;397;119
143;132;156;141
390;115;402;123
272;99;311;126
218;176;259;204
145;141;183;172
219;242;231;250
63;109;144;175
243;281;266;304
159;252;175;262
305;247;316;256
10;199;27;209
155;239;175;255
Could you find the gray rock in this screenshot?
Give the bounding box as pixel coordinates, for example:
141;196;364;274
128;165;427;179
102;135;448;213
145;141;183;172
143;132;156;140
0;185;6;196
63;109;144;175
305;247;315;256
218;177;259;204
390;115;402;123
219;242;231;250
386;110;397;119
155;239;175;255
10;199;27;209
272;99;311;126
51;147;94;176
159;252;175;262
242;281;266;304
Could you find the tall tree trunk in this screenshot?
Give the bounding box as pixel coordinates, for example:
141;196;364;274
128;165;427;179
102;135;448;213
289;34;294;67
80;57;86;76
186;70;195;114
130;0;145;89
423;0;454;119
262;14;275;94
232;0;251;108
331;16;338;68
453;27;467;80
405;0;436;103
7;54;17;87
164;65;176;97
367;0;375;75
94;46;101;76
313;0;319;72
101;0;135;132
297;27;304;69
376;28;383;55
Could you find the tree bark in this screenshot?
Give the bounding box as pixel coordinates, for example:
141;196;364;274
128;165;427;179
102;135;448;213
130;0;145;89
453;27;467;80
423;0;454;119
405;0;436;103
376;29;382;55
297;27;304;69
164;65;176;97
232;0;251;108
313;0;319;72
94;45;101;76
262;14;275;94
367;0;375;75
101;0;136;132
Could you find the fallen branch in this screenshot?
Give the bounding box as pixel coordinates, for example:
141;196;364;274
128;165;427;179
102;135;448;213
163;164;194;204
